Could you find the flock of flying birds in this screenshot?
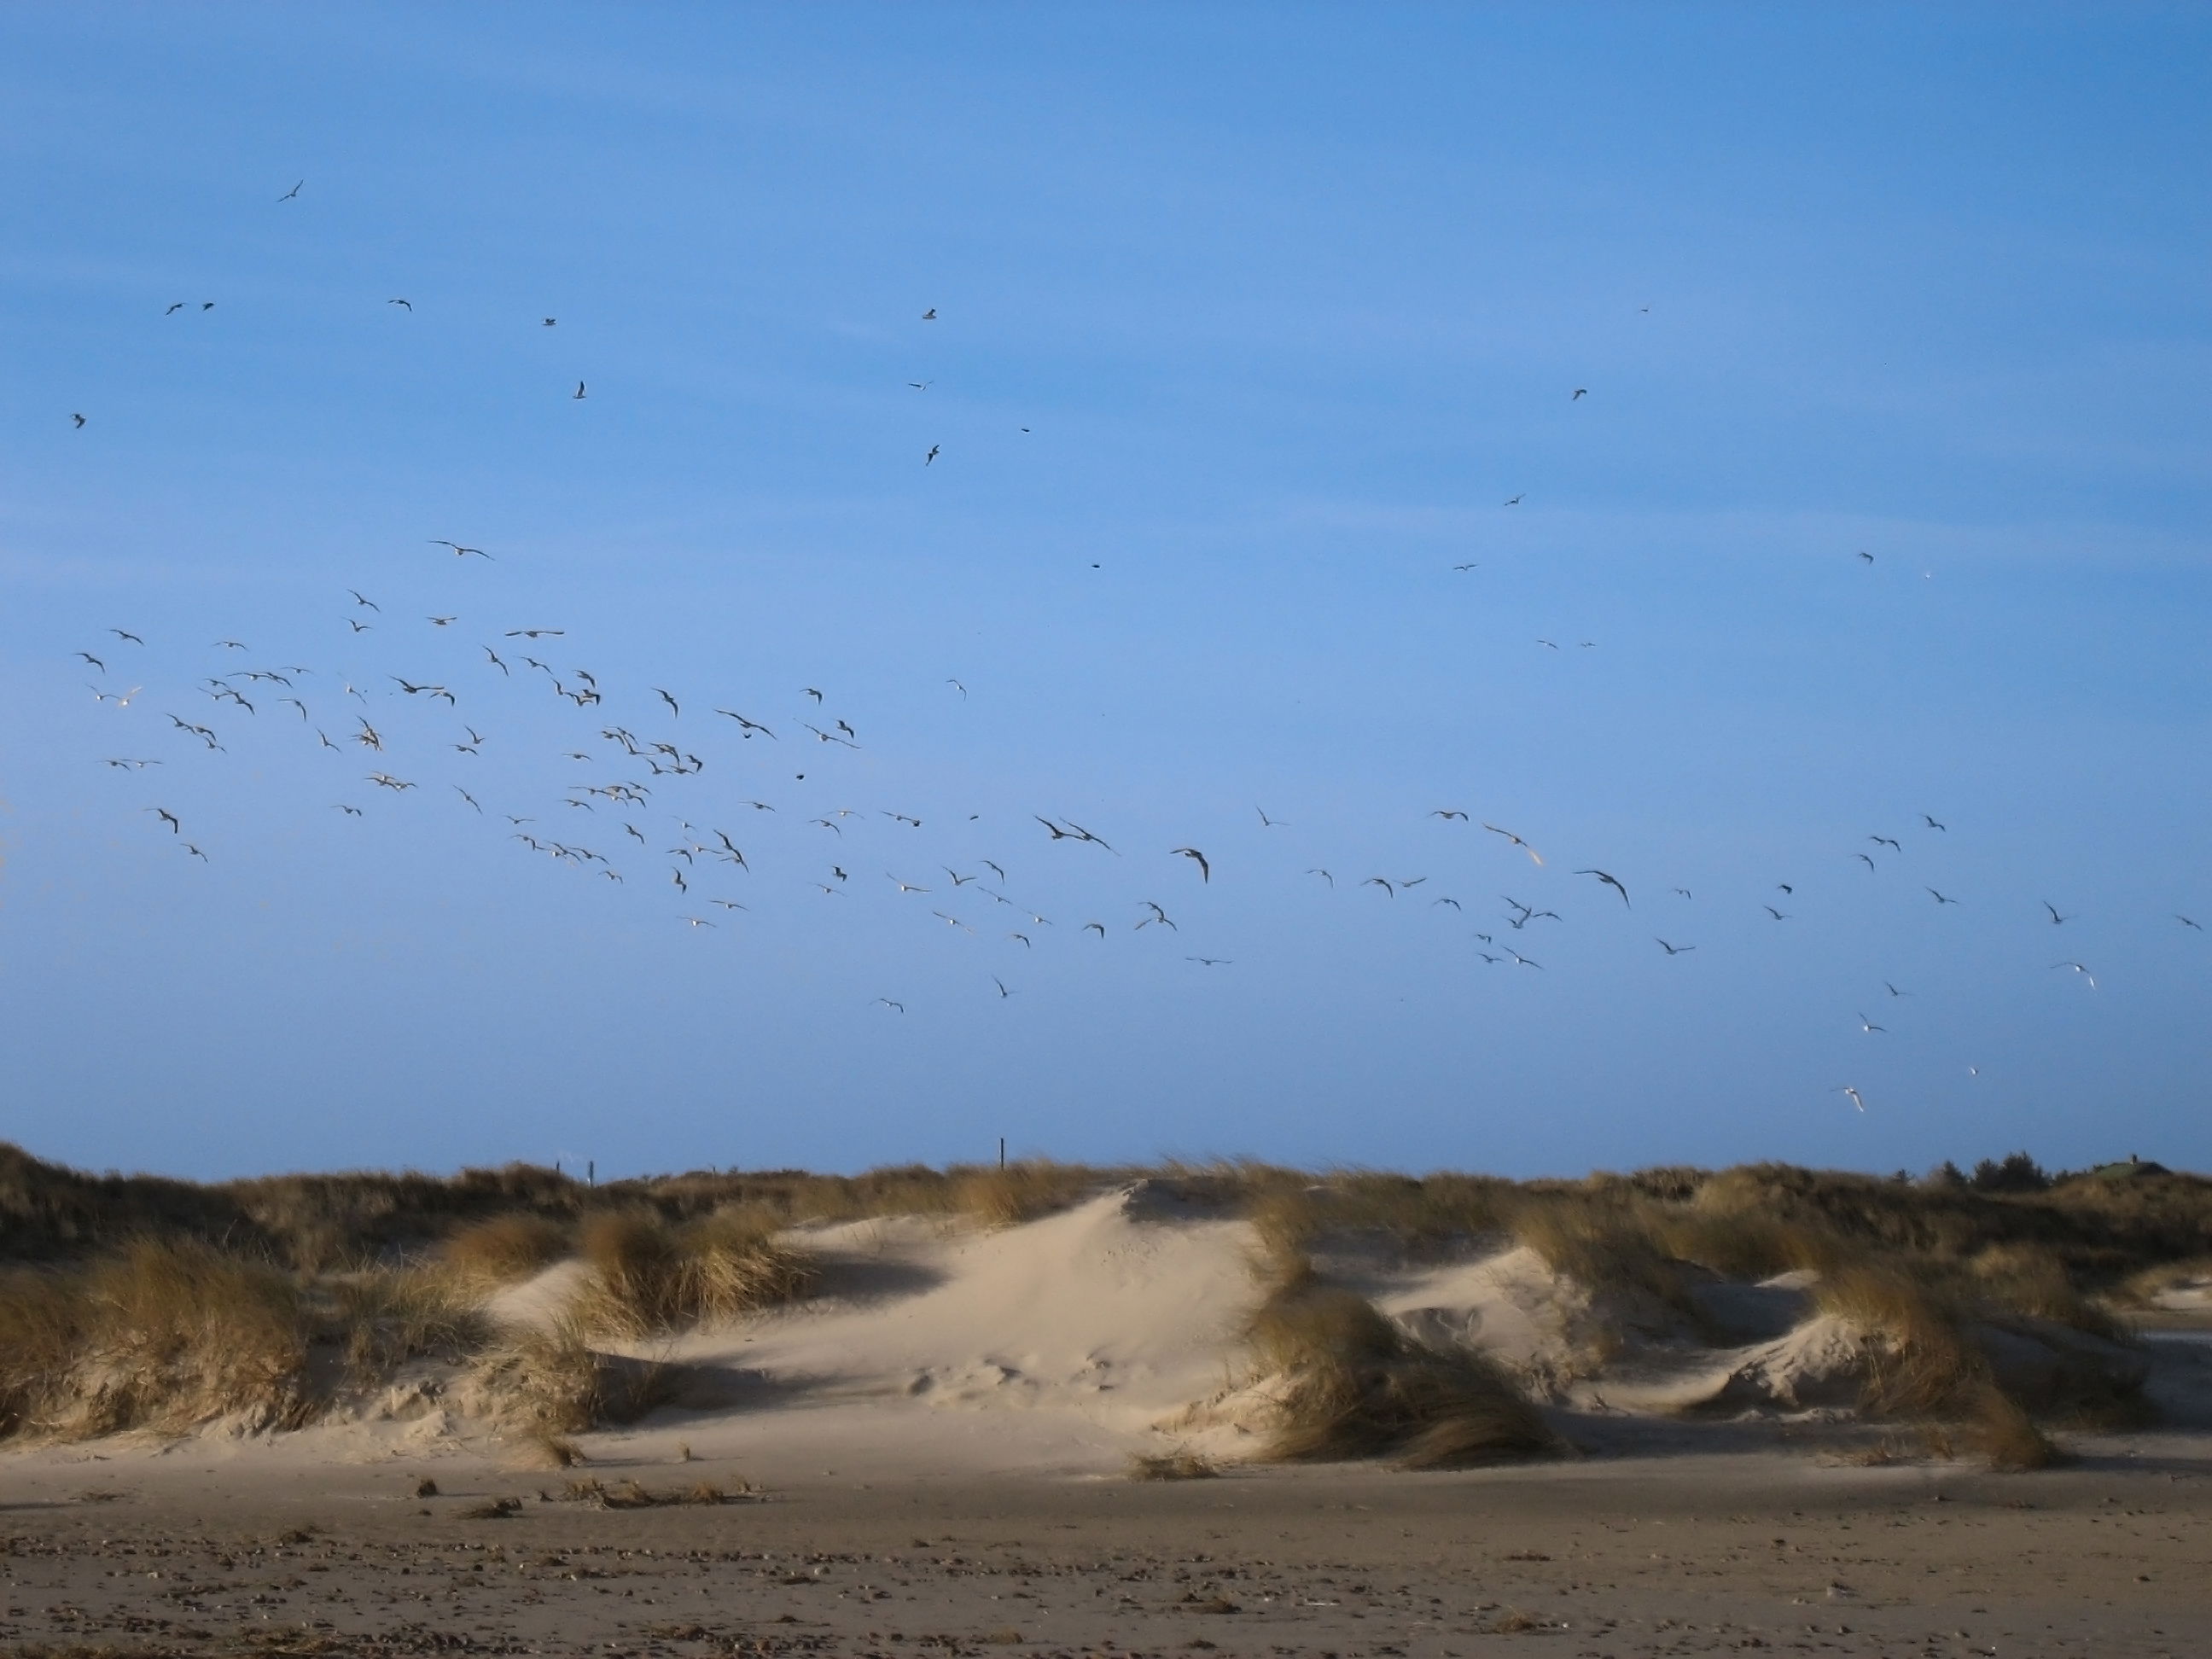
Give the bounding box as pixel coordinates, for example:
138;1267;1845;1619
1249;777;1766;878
58;180;2204;1116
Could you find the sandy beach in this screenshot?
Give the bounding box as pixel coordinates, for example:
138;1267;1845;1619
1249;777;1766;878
5;1183;2208;1656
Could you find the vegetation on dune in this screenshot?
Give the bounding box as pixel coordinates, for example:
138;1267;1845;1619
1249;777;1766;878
0;1141;2202;1459
1243;1284;1563;1469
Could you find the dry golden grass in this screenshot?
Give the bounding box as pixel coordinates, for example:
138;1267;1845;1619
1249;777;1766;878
441;1213;569;1290
0;1239;317;1441
331;1265;488;1378
462;1318;673;1435
1126;1447;1221;1481
1245;1285;1560;1469
1965;1242;2124;1339
569;1205;815;1338
1965;1387;2064;1470
949;1160;1102;1227
1813;1265;1985;1417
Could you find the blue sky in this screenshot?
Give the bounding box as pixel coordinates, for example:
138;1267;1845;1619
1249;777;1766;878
3;4;2206;1181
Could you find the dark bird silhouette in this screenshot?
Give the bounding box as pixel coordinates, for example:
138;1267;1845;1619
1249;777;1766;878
1765;905;1790;921
278;180;302;201
334;804;363;817
1171;847;1210;882
166;302;185;314
1923;814;1947;831
1187;957;1232;967
109;629;144;644
1854;853;1877;871
573;381;586;399
2178;915;2203;930
72;413;86;428
388;298;411;311
1576;869;1631;907
1571;388;1587;399
1084;922;1106;936
1452;563;1478;571
2044;901;2071;925
1927;888;1960;905
1307;869;1333;887
1256;806;1282;828
1362;877;1394;897
1655;938;1696;955
873;998;906;1013
925;445;940;465
1857;550;1874;563
1430;809;1469;820
921;308;937;320
1869;835;1901;853
76;652;104;671
655;688;680;718
1482;824;1544;864
149;807;180;834
1503;494;1522;506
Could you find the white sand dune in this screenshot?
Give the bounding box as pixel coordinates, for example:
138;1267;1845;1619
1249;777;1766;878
9;1180;2193;1487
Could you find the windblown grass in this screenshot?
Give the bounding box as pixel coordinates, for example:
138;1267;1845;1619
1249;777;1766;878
1244;1285;1560;1469
571;1206;815;1338
462;1318;676;1434
0;1239;314;1441
441;1213;570;1290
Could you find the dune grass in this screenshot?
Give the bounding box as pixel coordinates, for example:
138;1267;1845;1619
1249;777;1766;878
0;1239;315;1441
570;1205;816;1338
1244;1284;1561;1469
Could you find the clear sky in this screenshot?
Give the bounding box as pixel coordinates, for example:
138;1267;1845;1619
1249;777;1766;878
3;4;2206;1182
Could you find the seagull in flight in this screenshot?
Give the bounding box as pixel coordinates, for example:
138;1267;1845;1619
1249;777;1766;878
1857;550;1874;563
1171;847;1211;882
873;998;906;1013
76;652;105;671
925;445;940;465
1764;905;1790;921
278;180;302;201
655;688;680;718
1856;1012;1886;1033
72;413;86;428
1307;869;1333;887
388;298;411;311
921;308;937;320
573;381;587;399
1482;823;1543;864
1452;562;1479;572
1571;387;1587;399
1361;877;1394;897
1255;806;1282;828
2043;901;2071;925
1186;957;1232;967
149;807;181;834
2180;915;2203;930
2050;961;2097;989
1654;938;1696;955
1503;494;1522;506
109;628;144;644
1922;814;1947;831
1429;809;1469;821
1575;868;1631;908
1926;888;1959;905
1837;1087;1866;1113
